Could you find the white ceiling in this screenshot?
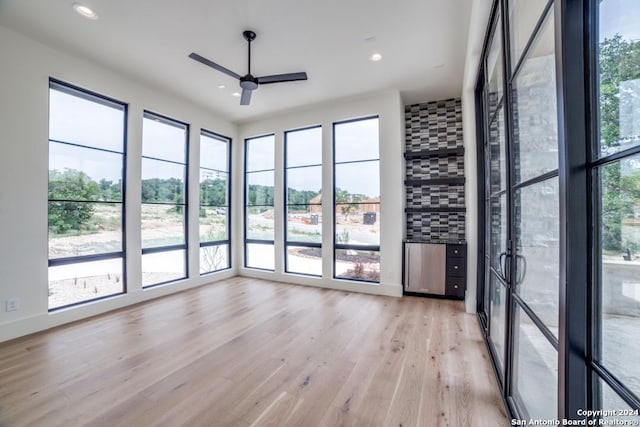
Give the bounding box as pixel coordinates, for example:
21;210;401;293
0;0;472;123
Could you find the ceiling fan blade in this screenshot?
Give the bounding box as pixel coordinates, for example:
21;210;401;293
189;52;242;80
257;72;308;85
240;88;252;105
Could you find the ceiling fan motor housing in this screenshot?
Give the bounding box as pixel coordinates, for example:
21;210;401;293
240;75;258;90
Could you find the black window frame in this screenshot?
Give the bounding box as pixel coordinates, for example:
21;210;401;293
47;78;128;311
199;129;232;275
140;110;189;288
244;133;276;271
283;124;323;277
332;115;381;284
586;0;640;414
475;0;640;421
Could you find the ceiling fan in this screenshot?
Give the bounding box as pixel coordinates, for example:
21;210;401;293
189;30;308;106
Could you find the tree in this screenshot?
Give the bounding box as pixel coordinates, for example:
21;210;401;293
335;187;365;220
599;35;640;251
48;169;100;234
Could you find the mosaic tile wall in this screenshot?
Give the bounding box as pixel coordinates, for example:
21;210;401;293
405;98;466;242
406;98;463;151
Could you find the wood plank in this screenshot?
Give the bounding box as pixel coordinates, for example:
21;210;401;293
0;277;508;427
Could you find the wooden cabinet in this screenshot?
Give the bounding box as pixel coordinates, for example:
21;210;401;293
403;242;466;300
445;244;466;299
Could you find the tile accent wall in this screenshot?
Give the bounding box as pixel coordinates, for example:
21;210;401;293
405;98;466;242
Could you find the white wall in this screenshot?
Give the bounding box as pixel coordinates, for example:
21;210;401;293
235;91;405;297
0;24;238;342
462;0;493;313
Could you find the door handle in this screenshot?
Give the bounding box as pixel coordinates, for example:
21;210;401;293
499;252;507;282
515;254;527;285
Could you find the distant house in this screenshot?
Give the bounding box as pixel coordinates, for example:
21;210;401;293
306;194;380;214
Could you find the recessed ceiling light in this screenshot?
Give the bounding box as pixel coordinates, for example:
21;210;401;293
72;3;98;20
218;84;226;89
232;92;241;98
433;64;445;69
370;53;382;62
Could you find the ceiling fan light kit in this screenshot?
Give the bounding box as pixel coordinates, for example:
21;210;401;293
189;30;308;106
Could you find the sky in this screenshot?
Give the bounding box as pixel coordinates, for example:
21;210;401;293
51;81;380;197
599;0;640;42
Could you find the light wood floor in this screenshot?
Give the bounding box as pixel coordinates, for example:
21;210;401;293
0;277;508;427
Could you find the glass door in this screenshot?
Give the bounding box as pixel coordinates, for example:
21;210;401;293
483;7;509;381
507;0;559;419
478;0;561;419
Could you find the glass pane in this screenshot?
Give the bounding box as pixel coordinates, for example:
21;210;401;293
287;166;322;204
200;170;228;206
48;258;123;310
246;243;274;270
514;178;560;337
246;135;274;171
508;0;549;68
246;207;274;240
489;194;507;272
335;118;379;163
142;250;186;287
49;143;123;202
599;156;640;396
486;13;503;115
512;304;558;420
141;204;185;248
512;9;558;184
142;115;186;162
335;249;380;282
49;202;122;258
141;159;186;204
200;244;230;274
199;207;228;242
49;86;124;152
286;126;322;168
200;132;229;171
489;274;506;369
335;161;380;200
600;379;640;424
286;246;322;276
488;107;507;194
246;171;274;206
598;0;640;157
335;203;380;246
287;205;322;244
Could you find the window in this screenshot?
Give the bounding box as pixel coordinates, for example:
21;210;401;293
245;134;275;270
593;0;640;415
141;112;188;287
199;130;231;274
48;80;127;310
333;117;380;282
284;126;322;276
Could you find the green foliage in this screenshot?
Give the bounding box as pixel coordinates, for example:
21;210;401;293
599;35;640;251
200;178;227;206
141;178;183;204
48;169;100;234
98;179;122;201
335;187;365;219
287;188;320;205
247;184;274;206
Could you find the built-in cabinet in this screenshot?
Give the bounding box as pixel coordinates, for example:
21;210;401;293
403;100;466;300
403;242;466;299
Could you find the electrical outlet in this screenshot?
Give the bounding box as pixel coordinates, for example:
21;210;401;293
6;298;20;312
